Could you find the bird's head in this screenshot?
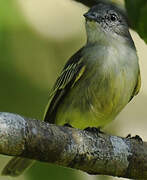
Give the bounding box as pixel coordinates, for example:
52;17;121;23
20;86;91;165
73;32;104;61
84;1;134;46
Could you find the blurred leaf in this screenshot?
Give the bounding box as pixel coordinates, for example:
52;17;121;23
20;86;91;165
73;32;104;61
0;0;25;28
125;0;147;43
27;162;78;180
0;1;85;180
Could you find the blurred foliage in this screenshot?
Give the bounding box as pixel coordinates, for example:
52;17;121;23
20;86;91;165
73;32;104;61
0;0;84;180
125;0;147;43
27;162;78;180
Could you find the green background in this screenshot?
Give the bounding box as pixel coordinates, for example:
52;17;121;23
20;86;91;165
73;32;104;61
0;0;86;180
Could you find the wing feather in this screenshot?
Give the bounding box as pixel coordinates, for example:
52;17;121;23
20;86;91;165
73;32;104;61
44;48;86;123
129;70;141;101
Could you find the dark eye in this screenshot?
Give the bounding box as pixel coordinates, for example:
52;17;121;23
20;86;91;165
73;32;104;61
110;14;117;21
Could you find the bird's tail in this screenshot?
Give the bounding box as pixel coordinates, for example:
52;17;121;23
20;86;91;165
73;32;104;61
2;157;33;177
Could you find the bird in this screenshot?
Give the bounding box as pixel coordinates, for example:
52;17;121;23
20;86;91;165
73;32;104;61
2;0;141;177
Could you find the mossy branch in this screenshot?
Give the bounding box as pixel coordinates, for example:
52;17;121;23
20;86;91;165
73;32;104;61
0;112;146;179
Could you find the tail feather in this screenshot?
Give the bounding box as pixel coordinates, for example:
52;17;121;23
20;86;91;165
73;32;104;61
2;157;33;177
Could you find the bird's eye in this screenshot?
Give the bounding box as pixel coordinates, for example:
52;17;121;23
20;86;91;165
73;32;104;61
110;14;117;21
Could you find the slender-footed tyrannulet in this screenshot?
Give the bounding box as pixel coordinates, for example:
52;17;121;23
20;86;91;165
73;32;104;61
2;1;141;177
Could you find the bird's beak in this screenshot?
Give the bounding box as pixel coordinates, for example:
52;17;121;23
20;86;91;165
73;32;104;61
83;12;97;21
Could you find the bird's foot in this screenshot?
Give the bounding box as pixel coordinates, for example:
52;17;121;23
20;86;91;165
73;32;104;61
126;134;131;138
126;134;143;144
84;127;103;134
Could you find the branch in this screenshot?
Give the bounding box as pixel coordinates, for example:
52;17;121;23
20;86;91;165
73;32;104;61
0;112;147;179
72;0;111;8
72;0;97;7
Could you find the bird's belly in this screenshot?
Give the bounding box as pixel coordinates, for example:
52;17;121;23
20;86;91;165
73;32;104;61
55;66;137;129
